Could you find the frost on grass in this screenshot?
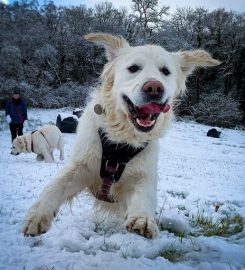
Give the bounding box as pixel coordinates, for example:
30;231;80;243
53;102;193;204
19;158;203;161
191;211;244;237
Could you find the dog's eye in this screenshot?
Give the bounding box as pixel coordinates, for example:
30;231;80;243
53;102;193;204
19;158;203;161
160;67;170;76
128;65;140;73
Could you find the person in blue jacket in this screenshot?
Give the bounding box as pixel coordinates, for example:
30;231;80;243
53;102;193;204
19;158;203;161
6;88;28;141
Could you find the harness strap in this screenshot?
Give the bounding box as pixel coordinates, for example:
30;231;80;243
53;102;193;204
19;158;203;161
39;130;49;146
23;136;30;153
95;128;148;203
30;130;49;153
31;130;37;152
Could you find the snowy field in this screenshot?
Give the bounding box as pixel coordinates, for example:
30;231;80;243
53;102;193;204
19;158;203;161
0;108;245;270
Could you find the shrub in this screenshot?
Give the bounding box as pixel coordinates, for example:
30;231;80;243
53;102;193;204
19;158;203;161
192;92;243;128
0;80;91;109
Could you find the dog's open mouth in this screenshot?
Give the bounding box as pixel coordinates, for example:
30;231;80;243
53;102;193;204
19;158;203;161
123;95;170;132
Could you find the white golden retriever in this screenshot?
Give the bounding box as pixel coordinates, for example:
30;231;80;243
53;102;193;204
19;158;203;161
11;124;64;163
23;33;220;238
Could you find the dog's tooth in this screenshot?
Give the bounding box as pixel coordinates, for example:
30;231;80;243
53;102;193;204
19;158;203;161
136;118;155;127
151;120;156;126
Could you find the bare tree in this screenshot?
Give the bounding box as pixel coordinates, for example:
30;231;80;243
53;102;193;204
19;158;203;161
131;0;169;35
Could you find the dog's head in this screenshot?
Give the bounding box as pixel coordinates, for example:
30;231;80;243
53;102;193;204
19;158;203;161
11;136;26;155
85;33;221;143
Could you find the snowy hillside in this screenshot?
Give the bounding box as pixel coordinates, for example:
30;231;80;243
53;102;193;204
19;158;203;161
0;109;245;270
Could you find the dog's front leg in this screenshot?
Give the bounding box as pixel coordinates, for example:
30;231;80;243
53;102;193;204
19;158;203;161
42;149;54;163
23;163;88;236
124;178;159;239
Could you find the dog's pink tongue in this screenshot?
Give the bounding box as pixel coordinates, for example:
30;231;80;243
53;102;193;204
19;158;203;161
138;103;170;115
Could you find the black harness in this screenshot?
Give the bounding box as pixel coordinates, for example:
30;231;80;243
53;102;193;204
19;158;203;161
95;128;148;203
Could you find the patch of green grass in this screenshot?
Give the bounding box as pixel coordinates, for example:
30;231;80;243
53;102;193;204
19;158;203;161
159;223;186;242
167;190;187;199
30;239;43;248
159;245;185;262
38;266;55;270
191;210;244;237
24;265;55;270
177;205;186;211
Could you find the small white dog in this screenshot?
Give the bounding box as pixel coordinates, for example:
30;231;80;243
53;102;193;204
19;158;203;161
11;124;64;163
23;33;220;238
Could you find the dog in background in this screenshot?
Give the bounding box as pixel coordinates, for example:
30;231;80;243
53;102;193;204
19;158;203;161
23;33;220;238
11;124;64;163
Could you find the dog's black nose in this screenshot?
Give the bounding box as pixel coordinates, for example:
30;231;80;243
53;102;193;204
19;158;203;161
143;80;164;94
142;80;164;102
142;80;164;97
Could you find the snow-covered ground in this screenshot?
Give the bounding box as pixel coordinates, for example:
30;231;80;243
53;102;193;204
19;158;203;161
0;108;245;270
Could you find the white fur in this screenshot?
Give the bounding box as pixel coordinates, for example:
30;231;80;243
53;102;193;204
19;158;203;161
22;33;220;238
11;124;64;163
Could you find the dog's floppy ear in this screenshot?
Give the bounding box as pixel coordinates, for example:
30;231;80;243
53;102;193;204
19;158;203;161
175;50;221;76
84;32;129;61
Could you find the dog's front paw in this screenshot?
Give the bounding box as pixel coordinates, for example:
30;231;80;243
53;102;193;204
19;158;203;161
22;205;54;237
125;216;159;239
36;154;44;161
